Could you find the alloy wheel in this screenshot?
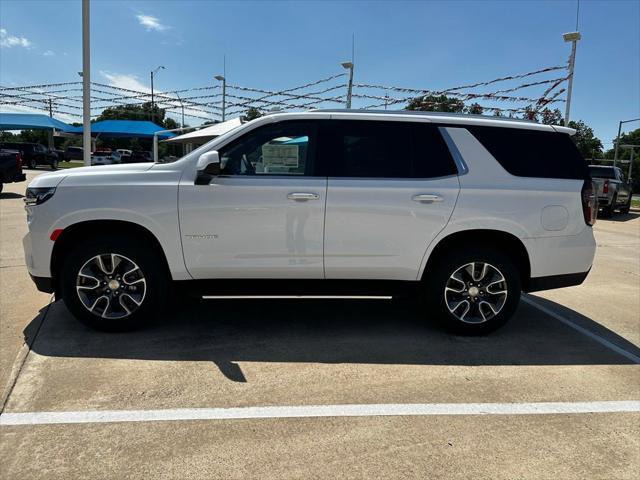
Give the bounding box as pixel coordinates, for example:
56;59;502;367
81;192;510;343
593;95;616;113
76;253;147;319
444;262;508;324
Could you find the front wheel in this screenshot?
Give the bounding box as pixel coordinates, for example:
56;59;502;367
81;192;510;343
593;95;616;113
424;247;521;335
59;235;167;331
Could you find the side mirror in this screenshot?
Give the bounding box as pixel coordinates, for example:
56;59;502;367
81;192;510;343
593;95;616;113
195;151;220;185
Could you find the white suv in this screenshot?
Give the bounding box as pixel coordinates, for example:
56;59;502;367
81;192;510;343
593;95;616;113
23;111;597;334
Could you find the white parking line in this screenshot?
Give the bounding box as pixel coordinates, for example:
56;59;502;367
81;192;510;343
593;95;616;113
1;401;639;426
522;295;640;364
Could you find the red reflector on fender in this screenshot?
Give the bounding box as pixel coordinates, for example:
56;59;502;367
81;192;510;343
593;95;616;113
50;229;64;241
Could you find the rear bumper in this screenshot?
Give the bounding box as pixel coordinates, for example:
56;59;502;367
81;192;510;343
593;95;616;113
525;270;590;293
597;196;612;206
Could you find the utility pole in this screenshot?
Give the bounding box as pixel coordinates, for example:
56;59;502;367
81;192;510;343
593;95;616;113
613;118;640;167
563;31;581;127
150;65;165;124
81;0;91;166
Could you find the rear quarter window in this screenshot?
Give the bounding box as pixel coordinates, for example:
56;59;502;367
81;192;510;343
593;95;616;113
468;126;589;180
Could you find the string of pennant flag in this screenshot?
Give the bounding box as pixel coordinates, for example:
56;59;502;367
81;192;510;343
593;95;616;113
0;62;570;123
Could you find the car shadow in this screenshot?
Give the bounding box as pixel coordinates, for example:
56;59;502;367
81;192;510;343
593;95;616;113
0;192;24;199
598;211;639;222
25;296;640;383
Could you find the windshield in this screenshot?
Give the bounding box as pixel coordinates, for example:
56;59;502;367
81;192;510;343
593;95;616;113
588;166;616;179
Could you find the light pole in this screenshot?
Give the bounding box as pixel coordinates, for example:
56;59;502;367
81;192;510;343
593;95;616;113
150;65;165;123
81;0;91;166
562;31;581;127
214;75;226;122
619;144;639;180
613;118;640;167
341;61;354;109
175;91;186;156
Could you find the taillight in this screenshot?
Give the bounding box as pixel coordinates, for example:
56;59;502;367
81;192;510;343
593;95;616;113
581;180;597;226
603;179;609;194
16;153;22;169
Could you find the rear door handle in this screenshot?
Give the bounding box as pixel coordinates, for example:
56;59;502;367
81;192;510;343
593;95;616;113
412;194;443;203
287;192;320;201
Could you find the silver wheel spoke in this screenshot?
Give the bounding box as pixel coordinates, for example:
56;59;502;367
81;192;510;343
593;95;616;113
76;253;146;320
444;261;508;324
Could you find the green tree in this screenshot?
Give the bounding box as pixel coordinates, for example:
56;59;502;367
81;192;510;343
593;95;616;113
465;103;484;115
540;108;563;126
96;102;165;125
405;94;464;113
243;107;263;121
163;117;179;130
568;120;603;158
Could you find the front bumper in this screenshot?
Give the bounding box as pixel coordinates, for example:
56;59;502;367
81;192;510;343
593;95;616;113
29;274;54;293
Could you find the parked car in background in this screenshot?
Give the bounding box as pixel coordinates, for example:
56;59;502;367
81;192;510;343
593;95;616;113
0;148;26;193
23;111;596;334
91;150;122;166
121;150;153;163
64;146;84;161
588;165;632;217
0;142;58;169
116;149;132;157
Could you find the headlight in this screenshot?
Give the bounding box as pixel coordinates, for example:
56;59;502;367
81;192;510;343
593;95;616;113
24;187;56;206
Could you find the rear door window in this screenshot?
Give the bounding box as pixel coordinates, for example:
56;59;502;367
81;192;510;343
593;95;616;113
468;126;589;180
322;120;457;178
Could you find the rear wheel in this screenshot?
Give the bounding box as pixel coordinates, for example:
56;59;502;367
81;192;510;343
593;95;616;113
59;234;167;331
620;195;631;214
424;247;521;335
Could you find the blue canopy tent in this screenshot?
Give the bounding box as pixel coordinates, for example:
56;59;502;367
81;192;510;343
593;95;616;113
68;120;175;139
0;113;75;132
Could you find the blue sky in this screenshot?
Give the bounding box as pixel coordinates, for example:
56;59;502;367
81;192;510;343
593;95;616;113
1;0;638;148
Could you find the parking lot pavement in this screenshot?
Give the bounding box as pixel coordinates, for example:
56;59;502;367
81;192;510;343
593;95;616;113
0;170;50;403
534;211;640;345
1;171;639;479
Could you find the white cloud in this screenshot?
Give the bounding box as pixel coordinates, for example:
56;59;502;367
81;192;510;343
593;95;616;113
100;71;150;93
42;50;55;56
99;71;216;124
136;14;169;32
0;28;32;48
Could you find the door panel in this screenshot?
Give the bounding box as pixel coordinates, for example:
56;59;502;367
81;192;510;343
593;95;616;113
324;176;459;280
321;120;460;280
179;120;326;279
180;177;326;278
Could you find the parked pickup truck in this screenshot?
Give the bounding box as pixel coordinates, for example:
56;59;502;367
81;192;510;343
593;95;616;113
0;149;26;193
0;142;59;170
588;165;633;217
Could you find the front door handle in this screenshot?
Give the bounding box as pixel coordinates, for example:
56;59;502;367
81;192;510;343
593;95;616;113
287;192;320;201
412;194;443;203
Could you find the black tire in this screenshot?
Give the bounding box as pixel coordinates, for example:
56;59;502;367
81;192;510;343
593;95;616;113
59;234;167;331
51;159;59;170
27;158;37;169
620;195;631;214
601;197;615;218
423;247;521;335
